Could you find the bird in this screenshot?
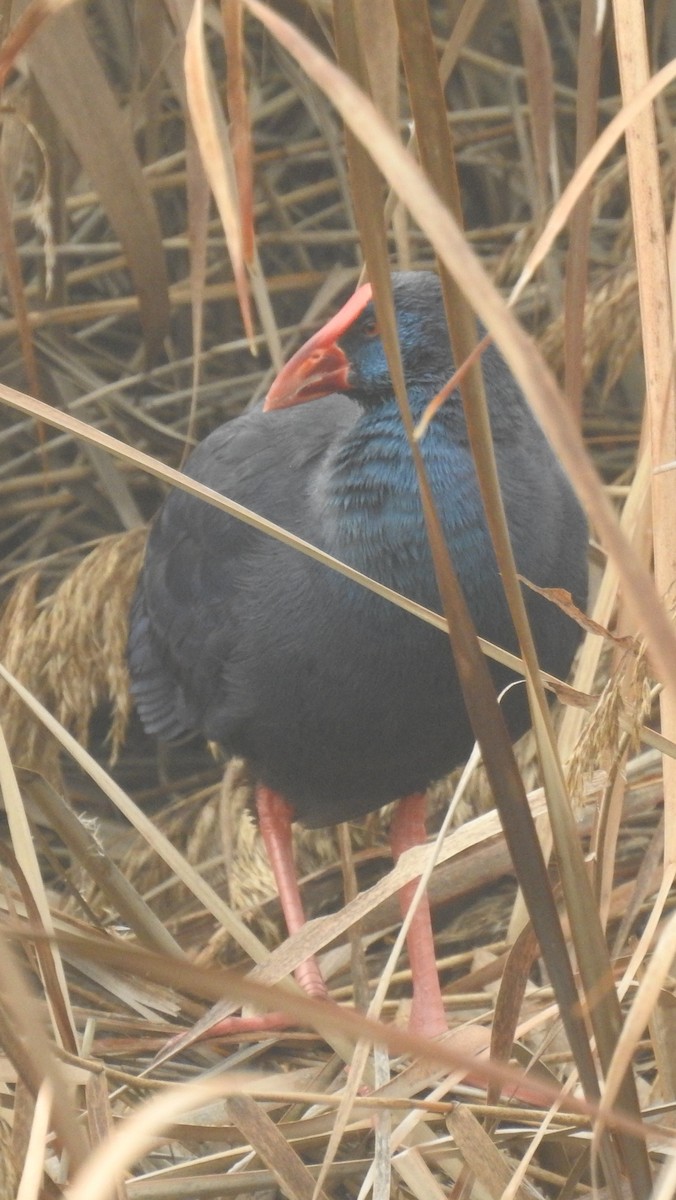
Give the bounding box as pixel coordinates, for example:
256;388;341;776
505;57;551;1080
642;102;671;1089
128;271;588;1039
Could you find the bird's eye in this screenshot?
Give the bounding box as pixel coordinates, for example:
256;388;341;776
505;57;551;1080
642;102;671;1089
361;317;378;337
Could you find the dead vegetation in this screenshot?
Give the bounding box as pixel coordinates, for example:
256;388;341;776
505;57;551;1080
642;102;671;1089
0;2;675;1198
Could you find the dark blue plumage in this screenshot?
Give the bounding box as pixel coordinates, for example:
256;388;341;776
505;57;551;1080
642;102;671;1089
129;273;588;828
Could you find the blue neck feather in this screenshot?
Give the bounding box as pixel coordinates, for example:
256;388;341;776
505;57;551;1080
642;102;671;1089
316;395;492;608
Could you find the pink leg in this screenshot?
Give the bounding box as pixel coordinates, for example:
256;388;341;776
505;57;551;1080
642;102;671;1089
256;786;327;1000
206;787;327;1038
390;793;447;1039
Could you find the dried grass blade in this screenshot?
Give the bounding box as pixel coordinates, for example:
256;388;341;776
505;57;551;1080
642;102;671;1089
312;1037;369;1200
49;367;143;527
652;1155;676;1200
0;0;73;90
439;0;486;80
0;723;77;1051
514;0;556;210
185;0;254;343
647;987;676;1104
393;1146;449;1200
559;442;651;762
84;1074;126;1200
184;127;211;457
63;951;180;1020
594;750;636;931
0;840;78;1055
0;925;87;1168
527;698;652;1196
23;3;170;360
222;0;255;263
371;1044;392;1200
598;910;676;1133
26;775;186;959
447;1103;533;1200
620;868;676;1006
488;923;539;1105
356;0;398;125
612;812;665;959
248;246;284;369
15;1079;52;1200
0;154;41;401
563;0;604;421
612;0;676;869
227;1093;330;1200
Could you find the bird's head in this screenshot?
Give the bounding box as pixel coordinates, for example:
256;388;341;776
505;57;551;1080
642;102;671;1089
264;272;450;412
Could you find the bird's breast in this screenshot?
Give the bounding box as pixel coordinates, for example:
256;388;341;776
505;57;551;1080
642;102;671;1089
314;426;493;609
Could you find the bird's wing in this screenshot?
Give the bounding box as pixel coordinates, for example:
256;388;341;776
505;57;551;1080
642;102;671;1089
128;397;358;740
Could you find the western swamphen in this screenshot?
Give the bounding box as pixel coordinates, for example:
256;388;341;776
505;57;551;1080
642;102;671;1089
128;272;588;1038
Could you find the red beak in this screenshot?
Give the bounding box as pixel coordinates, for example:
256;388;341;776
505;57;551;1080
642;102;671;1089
264;283;372;411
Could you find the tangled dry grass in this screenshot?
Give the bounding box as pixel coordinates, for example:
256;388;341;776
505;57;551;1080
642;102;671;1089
0;2;675;1198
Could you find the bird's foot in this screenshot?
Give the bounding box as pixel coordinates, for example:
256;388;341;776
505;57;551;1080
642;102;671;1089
203;977;332;1039
203;1010;297;1037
